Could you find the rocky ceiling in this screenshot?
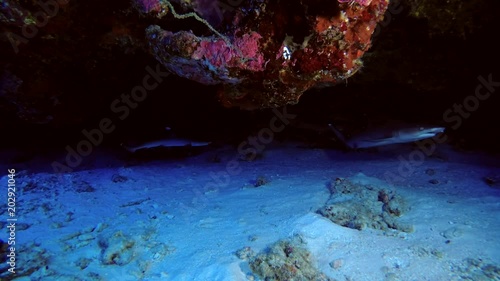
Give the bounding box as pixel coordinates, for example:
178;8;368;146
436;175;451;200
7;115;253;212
0;0;499;152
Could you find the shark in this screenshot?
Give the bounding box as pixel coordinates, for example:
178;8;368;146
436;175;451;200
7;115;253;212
122;127;211;153
328;123;445;149
122;138;212;153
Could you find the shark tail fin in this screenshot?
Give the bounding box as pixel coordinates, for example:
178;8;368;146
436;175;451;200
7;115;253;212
120;143;136;153
328;123;352;149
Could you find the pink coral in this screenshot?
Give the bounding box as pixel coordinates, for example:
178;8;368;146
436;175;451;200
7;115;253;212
235;32;262;59
338;0;372;7
192;40;233;68
234;32;265;71
191;31;264;71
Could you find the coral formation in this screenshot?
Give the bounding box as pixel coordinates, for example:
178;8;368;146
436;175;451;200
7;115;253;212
252;175;269;187
249;236;334;281
98;231;136;265
235;246;256;261
317;178;413;232
452;258;500;280
143;0;389;109
484;175;500;188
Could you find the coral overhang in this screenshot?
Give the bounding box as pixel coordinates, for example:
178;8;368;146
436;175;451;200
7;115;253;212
142;0;389;109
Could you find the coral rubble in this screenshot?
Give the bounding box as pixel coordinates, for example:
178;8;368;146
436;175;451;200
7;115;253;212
99;231;136;266
317;178;413;233
142;0;389;109
249;236;334;281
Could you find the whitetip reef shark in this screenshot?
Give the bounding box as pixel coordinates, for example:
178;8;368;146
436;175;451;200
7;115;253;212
328;123;445;149
122;139;212;153
122;127;211;153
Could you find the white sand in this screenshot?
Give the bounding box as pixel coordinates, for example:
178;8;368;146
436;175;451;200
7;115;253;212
1;143;499;280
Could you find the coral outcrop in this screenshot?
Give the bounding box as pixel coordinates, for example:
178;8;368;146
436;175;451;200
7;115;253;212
142;0;389;109
249;236;334;281
317;178;413;233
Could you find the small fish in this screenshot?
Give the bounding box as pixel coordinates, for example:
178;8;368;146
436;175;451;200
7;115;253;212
329;123;445;149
